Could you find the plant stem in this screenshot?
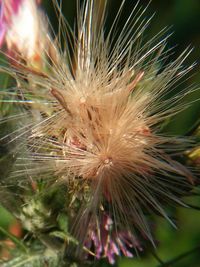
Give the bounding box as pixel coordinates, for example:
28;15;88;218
0;226;27;253
156;246;200;267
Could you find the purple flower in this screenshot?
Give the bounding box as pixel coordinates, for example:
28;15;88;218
85;214;143;264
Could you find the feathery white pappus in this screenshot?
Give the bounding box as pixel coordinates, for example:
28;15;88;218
0;0;197;263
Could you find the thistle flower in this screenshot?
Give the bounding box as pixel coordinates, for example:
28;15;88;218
0;0;47;67
85;213;142;264
1;0;197;264
0;0;23;46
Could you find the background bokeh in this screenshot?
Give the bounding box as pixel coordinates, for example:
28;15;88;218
1;0;200;266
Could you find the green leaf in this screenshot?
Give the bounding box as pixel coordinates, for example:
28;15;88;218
1;249;62;267
57;213;69;233
2;254;44;267
50;231;78;245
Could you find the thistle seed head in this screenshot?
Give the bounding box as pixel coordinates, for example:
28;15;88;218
0;0;197;263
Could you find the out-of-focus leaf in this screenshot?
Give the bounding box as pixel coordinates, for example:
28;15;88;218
1;250;61;267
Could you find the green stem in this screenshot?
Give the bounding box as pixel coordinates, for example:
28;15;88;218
185;118;200;136
187;204;200;211
151;250;165;265
0;226;27;253
156;246;200;267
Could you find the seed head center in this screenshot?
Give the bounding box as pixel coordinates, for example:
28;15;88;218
102;156;113;167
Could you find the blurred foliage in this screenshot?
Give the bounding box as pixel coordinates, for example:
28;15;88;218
0;0;200;267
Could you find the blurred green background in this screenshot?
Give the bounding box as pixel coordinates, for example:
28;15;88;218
1;0;200;266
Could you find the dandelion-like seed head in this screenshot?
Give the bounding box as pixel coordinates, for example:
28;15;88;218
62;81;151;182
